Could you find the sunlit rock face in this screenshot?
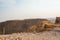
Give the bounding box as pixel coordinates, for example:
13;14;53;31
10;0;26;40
40;20;56;31
0;19;56;34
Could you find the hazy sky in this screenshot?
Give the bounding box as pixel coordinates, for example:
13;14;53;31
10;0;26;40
0;0;60;22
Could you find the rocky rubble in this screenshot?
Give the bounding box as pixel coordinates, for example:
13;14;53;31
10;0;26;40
0;28;60;40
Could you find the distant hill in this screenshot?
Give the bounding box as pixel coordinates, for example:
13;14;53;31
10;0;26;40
46;18;56;23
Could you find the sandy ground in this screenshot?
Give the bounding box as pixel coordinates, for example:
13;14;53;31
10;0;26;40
0;27;60;40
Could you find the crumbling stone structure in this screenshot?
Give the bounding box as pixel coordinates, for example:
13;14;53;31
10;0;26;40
0;19;56;34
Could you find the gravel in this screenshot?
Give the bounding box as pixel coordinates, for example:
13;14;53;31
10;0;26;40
0;27;60;40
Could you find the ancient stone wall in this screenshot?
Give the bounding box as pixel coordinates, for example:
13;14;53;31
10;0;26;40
55;17;60;24
0;19;54;34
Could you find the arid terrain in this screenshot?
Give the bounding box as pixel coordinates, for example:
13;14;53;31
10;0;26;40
0;27;60;40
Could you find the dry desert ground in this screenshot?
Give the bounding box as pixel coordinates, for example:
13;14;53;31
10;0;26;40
0;27;60;40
